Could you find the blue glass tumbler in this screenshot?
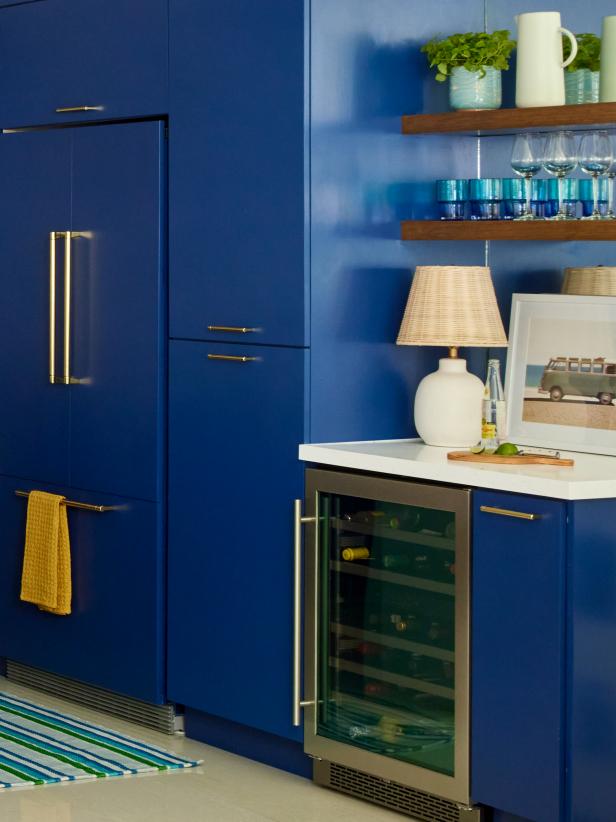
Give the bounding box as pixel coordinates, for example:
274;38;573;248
502;178;527;219
469;178;501;220
579;177;608;217
547;178;579;219
436;179;468;220
531;179;548;218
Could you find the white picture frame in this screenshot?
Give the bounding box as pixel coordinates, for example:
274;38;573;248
505;293;616;457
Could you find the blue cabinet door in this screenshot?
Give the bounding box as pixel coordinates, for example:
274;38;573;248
472;491;567;822
169;0;307;346
0;0;168;128
69;121;165;502
568;498;616;822
0;477;165;703
167;340;307;740
0;129;71;486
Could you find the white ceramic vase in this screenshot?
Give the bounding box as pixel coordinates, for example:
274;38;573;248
600;17;616;102
413;358;483;447
515;11;578;108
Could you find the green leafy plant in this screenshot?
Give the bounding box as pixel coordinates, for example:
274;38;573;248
422;30;515;82
563;33;601;73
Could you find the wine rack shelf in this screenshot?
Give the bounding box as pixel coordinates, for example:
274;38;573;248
331;517;455;551
401;220;616;242
331;560;455;597
331;622;455;662
329;657;455;700
401;102;616;137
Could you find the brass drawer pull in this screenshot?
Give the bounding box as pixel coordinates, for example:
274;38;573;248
207;354;258;363
480;505;541;521
55;106;104;113
207;325;259;334
15;490;115;513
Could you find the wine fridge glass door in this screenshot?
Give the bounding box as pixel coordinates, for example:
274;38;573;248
303;469;471;805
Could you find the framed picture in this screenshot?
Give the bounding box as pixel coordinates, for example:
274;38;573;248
505;294;616;457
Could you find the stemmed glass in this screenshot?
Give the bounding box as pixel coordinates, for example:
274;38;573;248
543;131;578;220
511;133;544;220
606;158;616;220
579;131;613;220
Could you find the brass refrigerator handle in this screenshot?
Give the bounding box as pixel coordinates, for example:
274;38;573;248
15;490;116;513
479;505;541;521
55;105;104;113
293;499;316;727
63;231;71;385
49;231;84;386
49;232;57;384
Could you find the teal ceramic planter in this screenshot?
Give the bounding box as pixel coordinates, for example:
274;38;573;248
449;66;502;110
565;69;600;104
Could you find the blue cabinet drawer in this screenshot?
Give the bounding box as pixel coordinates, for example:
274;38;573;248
169;0;307;346
0;477;165;704
167;340;307;740
0;0;168;128
472;490;567;822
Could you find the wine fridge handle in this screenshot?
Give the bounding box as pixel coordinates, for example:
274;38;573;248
293;499;316;727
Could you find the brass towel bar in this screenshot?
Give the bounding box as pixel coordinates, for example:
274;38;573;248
15;491;115;513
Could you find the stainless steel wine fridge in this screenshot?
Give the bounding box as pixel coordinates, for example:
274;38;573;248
294;469;482;822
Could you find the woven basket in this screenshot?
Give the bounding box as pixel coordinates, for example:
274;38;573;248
397;266;507;347
562;267;616;297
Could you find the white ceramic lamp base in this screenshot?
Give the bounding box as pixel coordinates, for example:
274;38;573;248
414;358;483;447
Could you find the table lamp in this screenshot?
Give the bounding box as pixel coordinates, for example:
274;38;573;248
397;265;507;447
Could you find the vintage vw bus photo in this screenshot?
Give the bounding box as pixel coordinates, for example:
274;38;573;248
539;357;616;405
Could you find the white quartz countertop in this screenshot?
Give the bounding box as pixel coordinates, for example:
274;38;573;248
298;439;616;501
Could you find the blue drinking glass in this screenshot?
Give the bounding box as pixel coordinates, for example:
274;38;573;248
436;179;468;220
502;178;527;219
547;178;579;219
530;179;548;219
469;178;501;220
579;177;609;217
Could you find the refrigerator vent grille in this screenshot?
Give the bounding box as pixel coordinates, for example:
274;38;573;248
5;661;181;735
328;761;460;821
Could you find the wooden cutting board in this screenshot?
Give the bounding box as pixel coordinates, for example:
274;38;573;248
447;451;575;467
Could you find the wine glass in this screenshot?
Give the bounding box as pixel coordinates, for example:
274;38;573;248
579;131;613;220
604;135;616;219
511;133;544;220
543;131;578;220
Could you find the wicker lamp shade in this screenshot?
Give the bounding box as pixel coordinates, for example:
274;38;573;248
562;267;616;297
396;266;507;348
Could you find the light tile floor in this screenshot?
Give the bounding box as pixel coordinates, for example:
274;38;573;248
0;677;407;822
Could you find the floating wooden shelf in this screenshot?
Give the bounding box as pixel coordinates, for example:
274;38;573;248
401;220;616;242
402;102;616;136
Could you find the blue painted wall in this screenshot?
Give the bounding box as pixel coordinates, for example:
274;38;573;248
309;0;616;442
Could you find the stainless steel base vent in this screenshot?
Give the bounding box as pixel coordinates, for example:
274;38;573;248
314;760;483;822
5;661;182;735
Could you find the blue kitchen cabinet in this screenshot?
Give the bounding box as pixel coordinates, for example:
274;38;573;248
167;340;307;741
0;0;168;128
169;0;307;346
472;490;567;822
0;122;165;502
0;129;71;486
0;121;166;703
0;476;165;703
70;121;166;502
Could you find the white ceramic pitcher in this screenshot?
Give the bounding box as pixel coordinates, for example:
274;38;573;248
515;12;578;107
600;16;616;101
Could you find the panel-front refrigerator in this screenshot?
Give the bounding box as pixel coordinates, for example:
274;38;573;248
295;469;482;821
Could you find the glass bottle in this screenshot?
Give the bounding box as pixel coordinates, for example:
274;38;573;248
482;359;506;447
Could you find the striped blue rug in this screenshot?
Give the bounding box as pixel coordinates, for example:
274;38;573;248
0;691;201;790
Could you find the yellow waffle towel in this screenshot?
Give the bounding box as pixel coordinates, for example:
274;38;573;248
20;491;72;616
